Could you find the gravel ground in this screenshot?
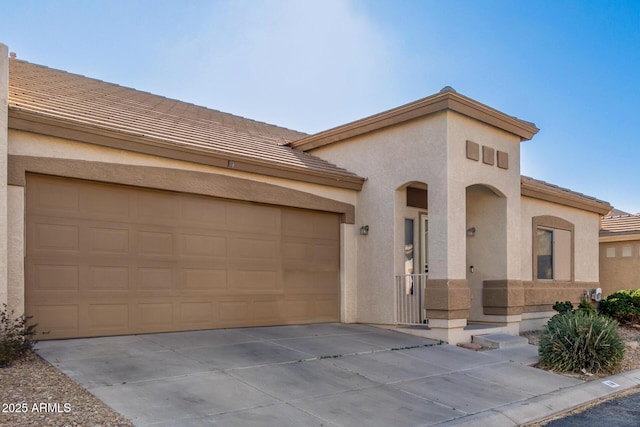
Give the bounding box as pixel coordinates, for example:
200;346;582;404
1;325;638;427
0;351;133;427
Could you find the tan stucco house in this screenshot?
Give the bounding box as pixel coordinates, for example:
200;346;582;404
0;44;612;343
600;213;640;295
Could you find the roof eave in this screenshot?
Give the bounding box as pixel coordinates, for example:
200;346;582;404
521;178;612;216
8;109;365;191
289;90;540;151
600;232;640;243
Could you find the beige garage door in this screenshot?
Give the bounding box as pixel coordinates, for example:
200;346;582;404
26;174;340;339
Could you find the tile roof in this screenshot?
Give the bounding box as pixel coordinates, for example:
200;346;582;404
610;208;631;216
8;59;364;186
521;176;612;215
601;214;640;237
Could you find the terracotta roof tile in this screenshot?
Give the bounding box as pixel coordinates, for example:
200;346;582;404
8;59;363;183
601;214;640;236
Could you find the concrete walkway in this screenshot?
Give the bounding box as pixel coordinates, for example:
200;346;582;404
36;323;640;426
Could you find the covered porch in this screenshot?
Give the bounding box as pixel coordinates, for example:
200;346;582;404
391;181;524;344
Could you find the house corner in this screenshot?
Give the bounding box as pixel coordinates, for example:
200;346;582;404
0;43;9;310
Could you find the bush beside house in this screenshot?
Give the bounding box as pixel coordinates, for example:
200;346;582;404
0;304;36;367
599;289;640;325
539;301;625;374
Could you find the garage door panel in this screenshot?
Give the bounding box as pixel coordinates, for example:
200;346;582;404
30;178;80;213
219;300;249;323
182;197;227;225
33;222;80;252
88;227;130;254
81;186;130;218
88;303;129;330
136;230;176;256
315;244;339;266
26;174;340;339
135;192;180;223
227;203;280;232
229;270;280;291
314;272;340;292
228;238;279;259
182;234;227;257
31;264;80;291
284;271;339;294
181;268;228;290
32;304;80;334
251;299;284;322
315;298;341;319
284;299;313;319
179;301;216;325
88;266;130;290
282;209;340;239
137;302;174;329
135;267;175;290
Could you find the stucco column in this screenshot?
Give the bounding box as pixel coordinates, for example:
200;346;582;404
7;186;25;314
0;44;9;307
482;192;524;318
340;223;357;323
424;182;470;326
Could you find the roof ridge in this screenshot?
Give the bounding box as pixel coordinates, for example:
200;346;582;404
9;58;308;142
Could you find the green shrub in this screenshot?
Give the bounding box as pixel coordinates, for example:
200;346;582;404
577;300;596;314
539;310;624;374
552;301;574;315
0;304;37;368
599;289;640;325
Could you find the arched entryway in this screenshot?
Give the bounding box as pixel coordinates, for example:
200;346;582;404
393;182;428;324
465;184;507;322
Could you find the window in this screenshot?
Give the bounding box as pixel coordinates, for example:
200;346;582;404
533;216;573;281
622;246;633;257
606;247;616;258
537;228;553;279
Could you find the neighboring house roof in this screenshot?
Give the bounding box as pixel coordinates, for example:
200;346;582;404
610;208;631;216
288;86;540;151
7;59;365;190
600;214;640;241
521;176;612;216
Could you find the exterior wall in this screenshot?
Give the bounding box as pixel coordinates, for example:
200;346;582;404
7;129;359;320
447;112;523;281
310;110;524;327
8;130;357;206
600;239;640;296
448;113;523;325
520;196;601;315
0;44;8;308
311;112;448;324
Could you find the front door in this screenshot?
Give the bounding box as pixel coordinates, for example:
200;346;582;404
420;213;428;274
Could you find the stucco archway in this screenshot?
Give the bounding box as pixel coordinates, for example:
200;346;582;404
393;182;429;324
465;184;507;322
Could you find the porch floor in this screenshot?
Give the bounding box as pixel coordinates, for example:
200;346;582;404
377;322;520;344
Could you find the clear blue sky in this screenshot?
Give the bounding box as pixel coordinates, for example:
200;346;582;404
2;0;639;213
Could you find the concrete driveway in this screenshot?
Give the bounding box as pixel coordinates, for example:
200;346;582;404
36;323;582;426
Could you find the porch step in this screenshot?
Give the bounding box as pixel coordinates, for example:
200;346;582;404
472;333;529;349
